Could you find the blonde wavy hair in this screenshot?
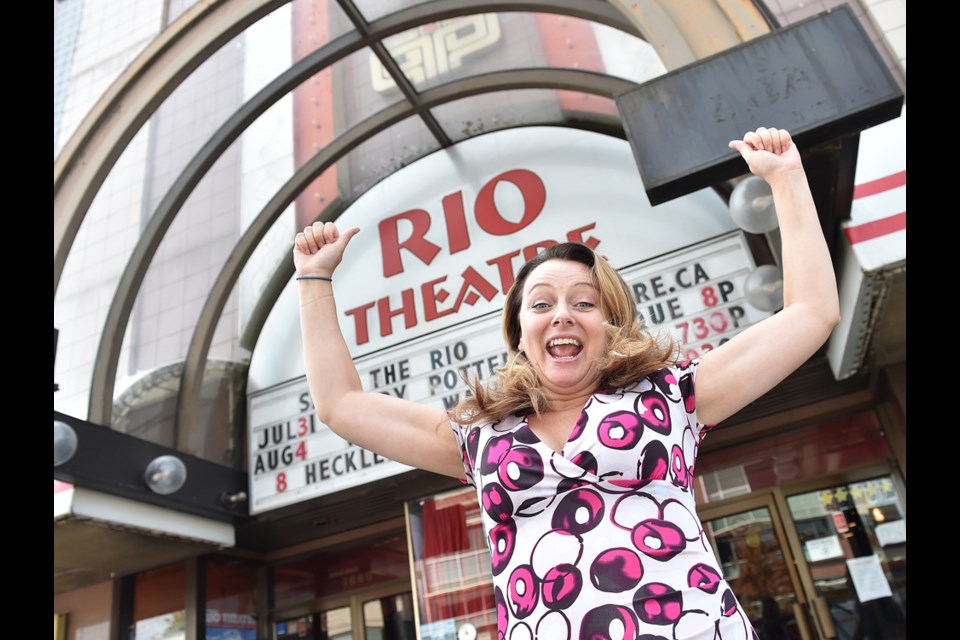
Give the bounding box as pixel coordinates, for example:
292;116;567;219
451;242;679;425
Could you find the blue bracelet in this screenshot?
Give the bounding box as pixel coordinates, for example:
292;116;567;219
296;275;332;282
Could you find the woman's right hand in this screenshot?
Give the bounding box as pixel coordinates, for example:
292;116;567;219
293;221;360;277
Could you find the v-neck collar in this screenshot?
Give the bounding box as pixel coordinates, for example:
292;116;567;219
520;393;594;455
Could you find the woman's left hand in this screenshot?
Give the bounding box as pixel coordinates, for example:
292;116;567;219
728;127;802;182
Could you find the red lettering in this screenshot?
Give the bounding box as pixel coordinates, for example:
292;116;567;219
377;289;417;337
475;169;545;235
521;224;599;261
453;266;499;309
692;316;708;340
344;301;376;345
422;276;455;321
709;311;728;333
379;209;441;277
486;250;521;294
346;224;603;346
522;240;557;262
442;192;471;254
566;223;600;250
701;286;718;307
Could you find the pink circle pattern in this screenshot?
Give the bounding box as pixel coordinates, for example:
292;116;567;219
453;361;759;640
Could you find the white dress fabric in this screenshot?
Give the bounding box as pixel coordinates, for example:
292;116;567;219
450;360;758;640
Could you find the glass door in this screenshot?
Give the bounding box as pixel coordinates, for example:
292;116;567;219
275;607;351;640
275;585;414;640
699;494;814;640
785;476;906;640
272;530;414;640
361;592;416;640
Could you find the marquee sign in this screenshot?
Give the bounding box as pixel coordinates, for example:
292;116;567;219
247;127;774;513
248;230;767;514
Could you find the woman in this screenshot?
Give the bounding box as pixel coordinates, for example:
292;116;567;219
293;127;840;639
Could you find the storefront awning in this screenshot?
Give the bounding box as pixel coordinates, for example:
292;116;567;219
54;480;233;593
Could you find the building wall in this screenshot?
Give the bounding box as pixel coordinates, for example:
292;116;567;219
54;0;164;420
768;0;905;90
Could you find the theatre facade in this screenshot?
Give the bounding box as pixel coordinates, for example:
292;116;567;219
54;2;906;639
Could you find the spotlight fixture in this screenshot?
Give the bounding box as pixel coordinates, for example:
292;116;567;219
144;455;188;495
744;264;784;312
54;420;78;466
729;176;779;234
220;491;248;507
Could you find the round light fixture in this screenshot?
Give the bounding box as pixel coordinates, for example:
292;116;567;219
744;264;784;312
54;420;79;466
729;175;779;234
144;455;188;495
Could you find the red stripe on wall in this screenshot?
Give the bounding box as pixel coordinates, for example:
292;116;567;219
853;171;906;199
534;14;617;116
844;212;906;244
291;0;338;230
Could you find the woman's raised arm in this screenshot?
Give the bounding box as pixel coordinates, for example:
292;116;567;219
293;221;464;478
695;128;842;425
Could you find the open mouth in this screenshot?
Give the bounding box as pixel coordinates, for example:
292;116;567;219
547;337;582;359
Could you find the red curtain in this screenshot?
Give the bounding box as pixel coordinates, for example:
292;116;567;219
422;500;469;558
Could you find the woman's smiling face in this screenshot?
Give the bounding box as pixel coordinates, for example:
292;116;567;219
517;259;608;399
